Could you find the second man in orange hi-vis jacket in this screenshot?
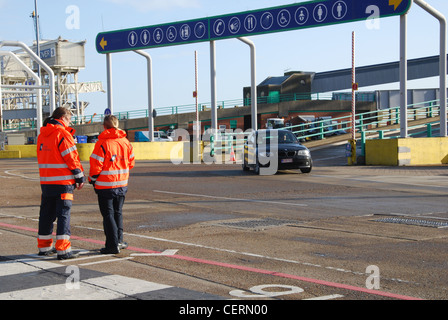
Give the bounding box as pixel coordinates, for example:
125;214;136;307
89;115;135;254
37;107;85;260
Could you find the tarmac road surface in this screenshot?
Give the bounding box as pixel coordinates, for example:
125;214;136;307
1;143;447;303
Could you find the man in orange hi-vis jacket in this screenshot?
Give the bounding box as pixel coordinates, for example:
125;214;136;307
37;107;85;260
89;115;135;254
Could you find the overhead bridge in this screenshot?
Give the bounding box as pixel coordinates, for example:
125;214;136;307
311;54;448;93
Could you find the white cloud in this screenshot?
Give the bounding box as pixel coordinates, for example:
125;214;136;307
103;0;201;12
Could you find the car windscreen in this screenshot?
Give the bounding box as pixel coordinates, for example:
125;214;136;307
257;131;299;145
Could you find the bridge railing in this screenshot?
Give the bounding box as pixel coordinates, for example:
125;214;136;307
284;99;442;141
208;99;444;157
69;91;375;124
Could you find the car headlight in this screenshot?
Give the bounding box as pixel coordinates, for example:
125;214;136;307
297;149;310;156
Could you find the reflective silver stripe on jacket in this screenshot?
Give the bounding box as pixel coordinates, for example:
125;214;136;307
39;164;69;169
100;169;130;175
61;146;77;157
73;172;84;179
95;180;128;187
90;154;105;162
40;175;75;182
130;153;135;159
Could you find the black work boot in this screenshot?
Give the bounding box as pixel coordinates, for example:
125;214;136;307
57;251;80;260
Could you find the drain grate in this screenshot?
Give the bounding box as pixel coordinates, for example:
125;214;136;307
216;218;296;230
374;217;448;229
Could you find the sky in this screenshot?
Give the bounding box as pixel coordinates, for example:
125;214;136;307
1;0;448;116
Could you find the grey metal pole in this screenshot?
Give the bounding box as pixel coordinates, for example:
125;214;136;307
238;37;257;131
210;41;218;133
135;50;154;142
400;14;408;138
413;0;447;137
34;0;40;78
194;50;200;142
0;51;43;133
0;72;3;132
106;53;113;114
0;41;55;113
74;72;80;124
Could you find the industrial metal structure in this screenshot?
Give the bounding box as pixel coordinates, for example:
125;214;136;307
0;37;104;134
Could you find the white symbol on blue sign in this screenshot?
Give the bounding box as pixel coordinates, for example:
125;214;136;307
332;1;347;20
180;24;191;40
277;9;291;28
194;22;206;38
140;30;150;45
244;14;257;32
295;7;309;25
128;31;138;47
154;28;163;44
261;12;274;30
104;108;111;116
166;26;177;42
228;17;241;34
313;4;328;23
214;19;225;36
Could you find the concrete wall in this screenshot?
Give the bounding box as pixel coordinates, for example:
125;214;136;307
366;137;448;166
2;141;185;162
5;145;37;158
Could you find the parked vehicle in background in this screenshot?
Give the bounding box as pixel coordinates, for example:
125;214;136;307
134;131;173;142
266;118;285;129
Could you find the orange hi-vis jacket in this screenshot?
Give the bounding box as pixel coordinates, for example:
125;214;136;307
89;129;135;190
37;119;84;187
37;119;84;256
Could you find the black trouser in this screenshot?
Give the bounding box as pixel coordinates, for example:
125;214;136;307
39;194;72;236
38;185;74;254
97;193;125;250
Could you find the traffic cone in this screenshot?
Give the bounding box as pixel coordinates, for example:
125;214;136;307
230;144;236;162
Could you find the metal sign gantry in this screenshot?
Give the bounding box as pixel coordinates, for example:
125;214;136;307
96;0;411;53
95;0;447;139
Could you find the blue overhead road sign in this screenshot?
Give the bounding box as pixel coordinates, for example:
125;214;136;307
96;18;209;54
96;0;412;54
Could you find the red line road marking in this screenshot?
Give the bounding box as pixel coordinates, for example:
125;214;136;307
0;222;423;300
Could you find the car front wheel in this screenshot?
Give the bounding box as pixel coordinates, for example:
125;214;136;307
300;164;312;174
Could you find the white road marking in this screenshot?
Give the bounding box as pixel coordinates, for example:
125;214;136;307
0;282;125;300
4;170;39;181
153;190;308;207
304;294;345;300
78;257;134;266
131;249;178;257
0;256;173;300
59;254;115;263
85;274;171;296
